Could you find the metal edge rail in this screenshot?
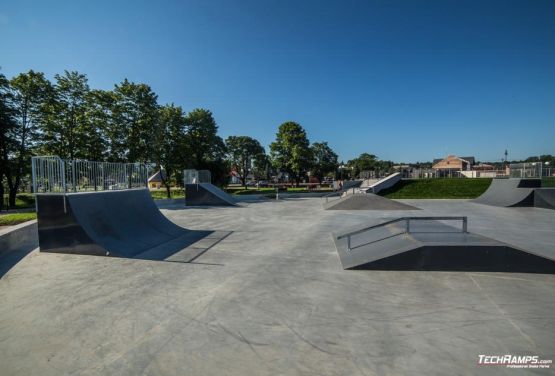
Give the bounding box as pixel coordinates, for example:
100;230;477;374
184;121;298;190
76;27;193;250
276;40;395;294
337;216;468;252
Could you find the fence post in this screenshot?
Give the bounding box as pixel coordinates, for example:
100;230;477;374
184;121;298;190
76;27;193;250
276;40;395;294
462;217;468;233
71;160;76;192
405;218;410;233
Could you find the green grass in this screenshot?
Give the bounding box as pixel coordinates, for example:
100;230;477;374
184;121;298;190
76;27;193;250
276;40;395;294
149;189;185;200
542;177;555;187
380;178;492;199
0;212;37;226
2;193;36;209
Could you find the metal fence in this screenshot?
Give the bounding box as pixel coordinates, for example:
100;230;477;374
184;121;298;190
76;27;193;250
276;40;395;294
183;169;211;184
32;156;149;194
509;163;552;178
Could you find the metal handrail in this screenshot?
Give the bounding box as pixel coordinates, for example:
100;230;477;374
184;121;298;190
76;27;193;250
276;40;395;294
337;216;468;252
322;187;362;203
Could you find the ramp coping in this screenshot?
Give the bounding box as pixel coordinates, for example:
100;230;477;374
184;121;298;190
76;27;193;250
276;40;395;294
337;216;468;251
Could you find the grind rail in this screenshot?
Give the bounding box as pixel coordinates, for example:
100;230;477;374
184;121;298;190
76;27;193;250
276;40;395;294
337;216;468;252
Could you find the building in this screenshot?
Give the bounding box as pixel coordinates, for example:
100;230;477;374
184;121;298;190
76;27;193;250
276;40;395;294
148;170;166;189
432;155;475;177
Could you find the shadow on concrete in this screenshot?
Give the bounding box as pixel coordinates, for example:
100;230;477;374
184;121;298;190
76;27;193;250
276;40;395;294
0;245;36;278
131;230;233;263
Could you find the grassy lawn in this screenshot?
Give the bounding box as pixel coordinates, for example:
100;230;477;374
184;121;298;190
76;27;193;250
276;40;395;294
150;189;185;200
380;178;492;199
542;177;555;187
2;194;36;209
0;212;37;226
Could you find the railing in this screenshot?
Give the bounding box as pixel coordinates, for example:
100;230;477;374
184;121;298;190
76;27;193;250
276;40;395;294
322;187;361;203
183;169;212;184
32;156;149;194
337;216;468;252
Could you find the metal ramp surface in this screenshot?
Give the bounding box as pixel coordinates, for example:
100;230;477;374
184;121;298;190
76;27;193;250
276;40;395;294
473;178;540;207
333;217;555;272
36;189;225;261
185;183;238;206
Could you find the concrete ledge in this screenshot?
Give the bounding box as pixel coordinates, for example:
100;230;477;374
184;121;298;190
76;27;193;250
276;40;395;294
0;220;38;257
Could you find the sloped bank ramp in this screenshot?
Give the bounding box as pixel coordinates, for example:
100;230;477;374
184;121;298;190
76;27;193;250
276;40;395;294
36;189;224;261
473;178;540;207
185;183;238;206
324;193;418;210
333;217;555;272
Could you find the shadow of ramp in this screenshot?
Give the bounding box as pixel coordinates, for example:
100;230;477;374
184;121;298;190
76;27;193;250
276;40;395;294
133;230;232;263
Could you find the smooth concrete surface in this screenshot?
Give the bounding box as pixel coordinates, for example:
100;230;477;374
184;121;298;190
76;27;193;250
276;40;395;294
1;198;554;375
0;220;38;277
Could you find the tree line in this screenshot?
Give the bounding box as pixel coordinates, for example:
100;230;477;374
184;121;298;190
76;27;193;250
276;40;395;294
3;69;391;208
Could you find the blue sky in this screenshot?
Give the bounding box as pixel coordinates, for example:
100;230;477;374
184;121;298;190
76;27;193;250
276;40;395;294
1;0;554;163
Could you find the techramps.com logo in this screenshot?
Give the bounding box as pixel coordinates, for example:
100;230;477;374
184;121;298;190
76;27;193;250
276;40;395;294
478;354;552;369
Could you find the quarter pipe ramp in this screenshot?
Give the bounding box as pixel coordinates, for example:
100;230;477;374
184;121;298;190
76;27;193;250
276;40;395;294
36;189;212;259
473;178;540;207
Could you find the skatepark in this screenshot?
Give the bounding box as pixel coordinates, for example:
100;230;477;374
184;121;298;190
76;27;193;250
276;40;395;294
1;158;554;375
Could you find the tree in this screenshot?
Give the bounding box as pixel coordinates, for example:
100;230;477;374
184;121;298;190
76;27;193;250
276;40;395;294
270;121;313;184
0;73;17;210
184;108;226;168
347;153;393;178
310;142;338;180
153;104;187;198
112;79;159;163
347;153;378;178
7;70;51;207
225;136;265;187
40;71;92;159
252;152;271;180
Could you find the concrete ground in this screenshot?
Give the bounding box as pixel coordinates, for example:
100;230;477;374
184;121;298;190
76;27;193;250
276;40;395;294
1;198;554;375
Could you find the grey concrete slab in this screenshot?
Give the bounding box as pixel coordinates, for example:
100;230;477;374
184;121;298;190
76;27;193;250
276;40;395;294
1;197;554;375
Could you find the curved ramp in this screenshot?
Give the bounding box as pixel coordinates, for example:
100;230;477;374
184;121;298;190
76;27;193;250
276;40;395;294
36;189;215;259
534;188;555;209
185;183;238;206
324;193;418;210
473;178;540;207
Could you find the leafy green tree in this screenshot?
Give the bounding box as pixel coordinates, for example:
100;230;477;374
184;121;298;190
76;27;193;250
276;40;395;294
112;79;159;163
225;136;265;187
347;153;378;177
252;152;272;180
153;104;187;198
270;121;313;184
7;70;51;207
84;89;115;161
40;71;92;159
0;73;17;210
184;108;226;168
310;141;338;180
